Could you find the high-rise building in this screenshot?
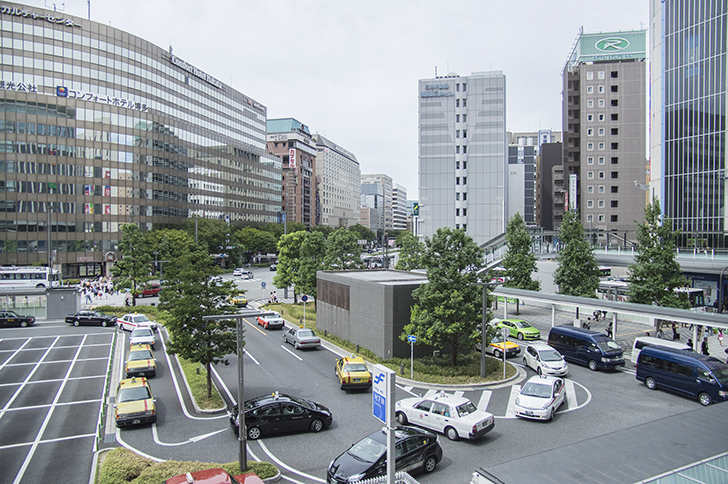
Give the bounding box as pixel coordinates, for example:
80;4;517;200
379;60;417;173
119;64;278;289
537;142;564;231
361;174;393;232
360;182;384;233
267;118;316;228
392;183;408;231
650;1;727;249
418;71;507;245
559;29;648;240
313;134;360;228
0;2;281;278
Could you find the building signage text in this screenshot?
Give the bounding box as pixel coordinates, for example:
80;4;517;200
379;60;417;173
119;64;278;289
420;82;453;98
289;148;296;169
55;86;148;112
0;81;38;93
595;37;630;52
170;55;223;89
1;5;82;28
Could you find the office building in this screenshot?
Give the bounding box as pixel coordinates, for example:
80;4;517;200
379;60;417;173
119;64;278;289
267;118;316;228
360;182;384;233
0;2;281;278
392;183;408;231
313;134;360;228
361;174;393;232
418;71;507;246
560;29;648;241
650;1;727;248
537;142;564;231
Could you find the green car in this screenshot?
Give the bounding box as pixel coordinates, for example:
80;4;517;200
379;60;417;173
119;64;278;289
496;318;541;341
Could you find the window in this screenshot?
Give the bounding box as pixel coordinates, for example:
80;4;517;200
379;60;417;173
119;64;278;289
598;171;605;179
598;99;605;107
455;192;460;201
611;157;618;164
462;99;467;107
598;157;605;164
462;114;467;122
456;146;460;154
611;113;618;121
463;130;467;138
463;161;467;168
587;186;594;194
598;128;605;136
456;208;460;216
456;177;460;185
456;130;460;138
598;71;605;79
463;208;467;216
598;113;605;121
587;72;594;80
587;142;594;150
587;128;594;136
462;192;467;201
611;171;618;179
598;200;605;208
456;161;460;169
587;171;594;179
611;99;618;106
611;128;619;135
587;114;594;122
598;142;605;150
462;146;467;154
463;177;467;185
611;200;619;207
587;86;594;93
598;185;605;193
462;83;467;92
611;215;618;222
611;71;618;78
587;157;594;165
611;186;618;193
611;142;619;150
598;85;605;93
611;85;619;92
587;200;594;208
598;214;605;222
456;83;460;92
456;100;460;107
586;214;593;222
456;114;460;122
587;100;594;107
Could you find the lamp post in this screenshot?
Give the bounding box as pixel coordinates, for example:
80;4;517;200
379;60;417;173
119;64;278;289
471;280;503;378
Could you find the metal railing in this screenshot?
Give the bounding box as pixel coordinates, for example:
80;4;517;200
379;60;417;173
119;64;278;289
356;472;419;484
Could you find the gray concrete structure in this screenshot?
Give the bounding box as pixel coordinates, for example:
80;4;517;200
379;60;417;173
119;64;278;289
316;270;433;359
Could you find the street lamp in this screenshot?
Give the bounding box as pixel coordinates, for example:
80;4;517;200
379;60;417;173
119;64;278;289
471;280;503;377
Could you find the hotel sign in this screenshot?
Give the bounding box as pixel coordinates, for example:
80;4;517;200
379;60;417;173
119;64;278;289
420;82;454;98
170;55;223;89
1;5;82;28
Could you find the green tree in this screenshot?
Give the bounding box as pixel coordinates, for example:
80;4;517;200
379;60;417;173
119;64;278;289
402;228;486;366
274;231;307;302
251;231;278;257
628;197;690;309
147;229;195;278
553;211;600;297
296;231;326;298
349;224;376;242
501;213;539;314
182;217;228;253
324;229;365;270
311;225;335;238
111;223;152;305
159;244;239;398
394;232;425;270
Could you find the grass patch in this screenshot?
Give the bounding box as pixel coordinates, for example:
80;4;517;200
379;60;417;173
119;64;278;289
178;357;225;410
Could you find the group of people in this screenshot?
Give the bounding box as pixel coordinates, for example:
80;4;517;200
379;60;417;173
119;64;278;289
82;278;116;304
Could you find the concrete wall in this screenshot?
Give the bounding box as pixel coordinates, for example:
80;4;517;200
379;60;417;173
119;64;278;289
47;288;81;319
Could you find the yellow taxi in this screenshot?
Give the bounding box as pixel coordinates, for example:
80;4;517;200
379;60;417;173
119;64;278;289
114;377;156;427
335;355;372;391
230;293;248;307
485;333;521;359
125;343;156;378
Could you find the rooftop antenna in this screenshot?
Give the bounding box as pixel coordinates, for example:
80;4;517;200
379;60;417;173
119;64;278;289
435;66;437;78
44;1;65;11
87;0;90;20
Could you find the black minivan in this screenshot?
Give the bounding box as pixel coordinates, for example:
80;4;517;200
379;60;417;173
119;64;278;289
548;325;625;371
636;346;728;406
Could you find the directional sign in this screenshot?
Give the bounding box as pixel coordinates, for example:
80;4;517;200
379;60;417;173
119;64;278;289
372;364;394;424
407;335;416;343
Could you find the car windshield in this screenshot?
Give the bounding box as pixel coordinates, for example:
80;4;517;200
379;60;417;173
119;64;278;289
129;350;153;361
519;321;533;328
118;386;151;402
491;335;505;344
132;315;151;324
710;366;728;385
132;328;153;337
298;329;316;338
456;401;478;417
540;350;563;362
287;395;314;409
348;436;387;463
344;363;367;372
597;340;622;352
521;382;552;398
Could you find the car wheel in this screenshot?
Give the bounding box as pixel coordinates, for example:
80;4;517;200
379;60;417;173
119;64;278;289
247;427;261;440
588;359;598;371
522;357;528;367
699;392;713;406
101;320;107;327
548;408;555;421
20;321;28;327
310;419;324;432
294;342;300;350
493;349;502;359
73;320;80;327
537;366;542;376
423;455;437;473
645;376;657;390
445;426;459;441
517;332;524;340
396;412;408;425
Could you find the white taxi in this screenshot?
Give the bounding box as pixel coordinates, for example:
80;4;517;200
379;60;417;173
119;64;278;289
514;375;566;421
395;391;495;441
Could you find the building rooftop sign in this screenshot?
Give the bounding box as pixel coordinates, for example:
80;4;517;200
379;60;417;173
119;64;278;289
565;30;647;71
170;55;223;89
1;5;82;28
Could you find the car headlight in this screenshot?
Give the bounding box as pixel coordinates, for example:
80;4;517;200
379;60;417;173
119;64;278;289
541;402;551;410
515;397;520;406
347;474;366;483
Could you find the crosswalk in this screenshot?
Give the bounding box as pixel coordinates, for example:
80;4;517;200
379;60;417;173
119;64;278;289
400;379;589;419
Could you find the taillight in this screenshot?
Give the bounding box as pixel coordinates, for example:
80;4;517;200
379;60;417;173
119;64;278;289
472;425;477;434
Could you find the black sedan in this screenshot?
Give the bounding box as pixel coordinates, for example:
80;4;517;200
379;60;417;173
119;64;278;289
65;310;117;327
0;310;35;328
327;426;443;483
228;392;332;440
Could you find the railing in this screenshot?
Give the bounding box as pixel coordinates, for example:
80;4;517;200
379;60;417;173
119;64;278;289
357;472;419;484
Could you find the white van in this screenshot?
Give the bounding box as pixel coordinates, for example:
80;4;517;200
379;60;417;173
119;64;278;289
631;336;691;362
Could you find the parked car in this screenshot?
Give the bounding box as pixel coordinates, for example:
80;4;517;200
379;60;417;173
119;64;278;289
233;268;244;277
139;283;161;297
522;344;569;377
257;312;285;330
239;269;253;279
125;343;156;378
164;468;264;484
327;426;442;483
335;355;372;391
0;310;36;328
548;325;624;371
269;264;277;271
230;293;248;307
395;391;495;441
514;375;566;421
283;326;321;350
227;392;332;439
481;333;520;358
495;318;541;341
130;326;156;349
114;377;156;427
117;313;158;332
65;310;116;327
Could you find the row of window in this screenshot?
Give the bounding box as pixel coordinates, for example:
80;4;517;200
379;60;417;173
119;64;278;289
586;128;619;136
587;113;619;122
586;142;619;151
586;85;619;94
585;71;619;80
585;199;619;209
586;171;619;180
586;156;619;165
586;99;619;108
585;185;618;195
586;214;619;223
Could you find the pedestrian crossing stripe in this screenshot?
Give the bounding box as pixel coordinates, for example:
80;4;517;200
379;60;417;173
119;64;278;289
565;380;578;409
477;391;492;412
505;385;520;418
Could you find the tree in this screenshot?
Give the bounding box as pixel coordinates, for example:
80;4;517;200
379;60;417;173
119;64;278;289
182;217;228;253
501;213;540;314
296;231;326;298
146;229;195;278
394;232;425;270
274;231;307;302
349;224;376;242
402;228;486;366
311;225;335;238
159;243;239;398
628;197;690;309
111;223;152;305
553;211;600;297
323;229;365;270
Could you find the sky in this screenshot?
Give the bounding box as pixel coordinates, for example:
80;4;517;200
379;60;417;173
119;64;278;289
24;0;649;197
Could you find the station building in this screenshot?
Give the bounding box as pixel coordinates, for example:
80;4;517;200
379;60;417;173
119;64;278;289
0;2;282;278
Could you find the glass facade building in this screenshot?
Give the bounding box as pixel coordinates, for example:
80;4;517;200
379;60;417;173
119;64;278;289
0;2;282;277
650;0;727;248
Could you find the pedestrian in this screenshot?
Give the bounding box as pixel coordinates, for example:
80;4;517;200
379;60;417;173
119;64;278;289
656;327;665;339
687;338;693;350
645;331;651;337
85;290;93;304
701;337;710;356
606;321;613;339
593;310;599;322
672;323;679;341
719;329;724;346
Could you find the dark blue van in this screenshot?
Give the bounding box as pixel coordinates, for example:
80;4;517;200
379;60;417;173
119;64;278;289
636;346;728;406
547;325;625;371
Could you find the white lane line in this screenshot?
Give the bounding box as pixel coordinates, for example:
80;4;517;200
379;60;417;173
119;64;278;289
403;386;413;393
152;424;227;446
561;380;592;413
565;379;578;409
504;385;520;419
0;374;106;387
2;399;102;413
396;384;418;396
0;432;96;451
280;345;303;361
3;356;110;367
454;391;464;398
115;428;164;462
477;390;492;412
244;349;260;365
423;389;436;398
257;439;326;483
0;338;31;371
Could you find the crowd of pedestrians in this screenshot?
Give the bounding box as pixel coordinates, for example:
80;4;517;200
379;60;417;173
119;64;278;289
81;277;117;304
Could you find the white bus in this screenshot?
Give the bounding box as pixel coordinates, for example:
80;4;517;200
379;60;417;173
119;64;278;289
597;280;707;310
0;266;59;290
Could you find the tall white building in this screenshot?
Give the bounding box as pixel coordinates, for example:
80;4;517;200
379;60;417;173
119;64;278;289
392;183;408;231
418;71;507;245
361;174;393;231
314;134;361;228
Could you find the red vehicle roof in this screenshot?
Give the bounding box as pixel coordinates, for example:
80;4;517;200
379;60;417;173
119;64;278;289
165;468;265;484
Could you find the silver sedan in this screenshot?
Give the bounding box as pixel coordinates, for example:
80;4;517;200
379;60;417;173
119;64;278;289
283;326;321;350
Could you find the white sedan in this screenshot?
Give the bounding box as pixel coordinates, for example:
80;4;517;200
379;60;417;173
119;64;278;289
129;326;156;350
117;313;158;332
522;344;569;377
514;375;566;421
395;391;495;441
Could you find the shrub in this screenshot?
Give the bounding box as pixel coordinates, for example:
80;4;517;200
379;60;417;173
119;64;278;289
96;448;153;484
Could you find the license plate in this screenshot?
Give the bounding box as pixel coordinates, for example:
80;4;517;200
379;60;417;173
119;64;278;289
132;419;141;425
524;411;533;416
139;372;145;376
353;378;361;382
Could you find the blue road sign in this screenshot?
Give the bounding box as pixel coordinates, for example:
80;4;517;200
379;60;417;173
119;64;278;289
407;335;416;343
372;368;387;424
301;295;308;302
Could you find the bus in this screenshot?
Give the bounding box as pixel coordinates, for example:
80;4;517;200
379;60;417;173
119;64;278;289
0;266;59;290
599;266;612;278
597;280;707;310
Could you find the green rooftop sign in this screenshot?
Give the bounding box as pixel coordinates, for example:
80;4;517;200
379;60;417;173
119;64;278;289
566;30;646;70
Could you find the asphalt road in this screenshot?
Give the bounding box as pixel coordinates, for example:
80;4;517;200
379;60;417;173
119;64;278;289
0;269;710;484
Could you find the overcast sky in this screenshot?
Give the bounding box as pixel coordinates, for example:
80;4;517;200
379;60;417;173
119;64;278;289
25;0;648;197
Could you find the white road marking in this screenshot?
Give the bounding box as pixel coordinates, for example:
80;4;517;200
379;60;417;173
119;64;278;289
0;432;96;450
504;385;520;418
152;425;227;446
565;379;578;409
477;390;492;412
423;389;437;398
257;439;326;483
396;384;419;396
244;349;260;365
454;391;464;398
403;386;413;393
280;345;303;361
560;379;592;413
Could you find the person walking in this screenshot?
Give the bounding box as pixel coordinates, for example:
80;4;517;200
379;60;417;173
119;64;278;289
701;337;710;356
606;321;613;339
671;323;679;341
718;329;724;347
